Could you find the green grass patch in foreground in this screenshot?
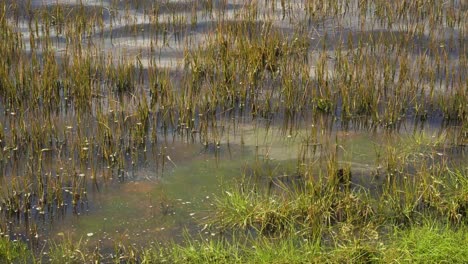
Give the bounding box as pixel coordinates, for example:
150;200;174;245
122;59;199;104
0;237;31;263
1;218;468;263
384;225;468;263
140;224;468;263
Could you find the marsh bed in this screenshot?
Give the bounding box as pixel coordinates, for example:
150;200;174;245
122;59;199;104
0;0;467;262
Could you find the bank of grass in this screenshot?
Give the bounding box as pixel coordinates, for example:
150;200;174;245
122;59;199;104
139;223;468;263
384;224;468;263
1;223;465;263
2;223;468;263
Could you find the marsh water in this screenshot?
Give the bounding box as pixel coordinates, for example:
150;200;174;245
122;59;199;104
3;116;465;251
0;0;466;256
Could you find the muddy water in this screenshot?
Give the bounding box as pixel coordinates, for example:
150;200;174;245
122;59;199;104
48;142;251;248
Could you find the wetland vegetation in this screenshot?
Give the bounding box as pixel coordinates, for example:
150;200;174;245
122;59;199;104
0;0;467;263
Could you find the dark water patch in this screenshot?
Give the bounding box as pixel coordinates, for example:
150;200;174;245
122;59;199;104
312;28;466;60
96;22;189;40
105;0;243;15
5;2;111;23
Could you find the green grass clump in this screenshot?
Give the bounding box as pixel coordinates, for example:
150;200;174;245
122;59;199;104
0;237;31;263
209;179;375;237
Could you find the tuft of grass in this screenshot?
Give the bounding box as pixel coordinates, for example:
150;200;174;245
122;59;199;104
208;177;375;237
0;237;31;263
